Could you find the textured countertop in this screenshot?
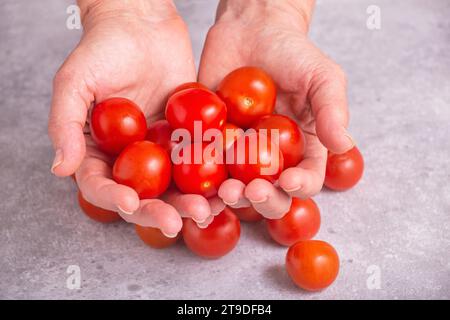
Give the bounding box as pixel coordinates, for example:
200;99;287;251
0;0;449;299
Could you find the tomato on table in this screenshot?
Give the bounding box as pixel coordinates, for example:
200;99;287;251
146;119;177;153
77;191;121;223
165;88;227;137
171;82;208;95
227;131;284;185
324;146;364;191
173;142;228;198
113;141;172;199
266;198;320;246
231;206;263;222
90;97;147;155
182;208;240;259
253;114;305;168
217;67;276;128
286;240;339;291
135;225;179;249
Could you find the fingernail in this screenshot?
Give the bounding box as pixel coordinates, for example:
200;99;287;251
193;216;207;224
249;196;268;204
197;222;209;229
162;231;178;238
117;205;134;215
50;149;64;174
282;185;302;193
344;132;356;149
223;199;238;206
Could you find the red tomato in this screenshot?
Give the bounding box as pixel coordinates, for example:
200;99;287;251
286;240;339;291
172;82;208;95
173;142;227;198
146;120;177;153
165;88;227;138
113;141;171;199
135;225;179;249
90;97;147;155
231;206;263;222
227;131;284;185
77;191;121;223
222;123;244;151
253;114;305;168
325;146;364;191
182;208;240;259
217;67;276;128
266;198;321;246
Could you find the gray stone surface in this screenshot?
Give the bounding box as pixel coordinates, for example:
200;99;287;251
0;0;449;299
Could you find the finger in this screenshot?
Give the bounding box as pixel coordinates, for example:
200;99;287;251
218;179;251;208
197;215;214;229
279;132;327;198
76;147;140;214
163;189;211;224
208;196;226;216
122;199;183;238
48;66;93;176
244;179;292;219
309;63;354;154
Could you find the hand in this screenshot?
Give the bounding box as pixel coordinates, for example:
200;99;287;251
48;0;223;235
199;0;354;218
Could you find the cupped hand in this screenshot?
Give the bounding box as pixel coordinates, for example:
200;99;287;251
48;2;223;235
199;1;354;219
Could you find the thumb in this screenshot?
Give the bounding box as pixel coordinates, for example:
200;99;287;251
48;65;92;176
309;63;354;154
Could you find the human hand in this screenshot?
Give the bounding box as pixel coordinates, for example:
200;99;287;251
199;0;354;218
48;0;223;235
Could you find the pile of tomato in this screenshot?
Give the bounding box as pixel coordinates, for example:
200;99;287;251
76;66;364;292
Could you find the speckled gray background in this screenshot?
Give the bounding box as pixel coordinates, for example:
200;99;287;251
0;0;449;299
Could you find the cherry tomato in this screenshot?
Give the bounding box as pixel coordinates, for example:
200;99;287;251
324;146;364;191
286;240;339;291
77;191;121;223
173;142;227;198
217;66;276;128
165;88;227;138
231;206;263;222
222;123;244;151
253;114;305;168
182;208;240;259
135;225;179;249
146;119;177;153
113;141;171;199
266;198;321;246
172;82;208;95
227;131;284;185
90;97;147;155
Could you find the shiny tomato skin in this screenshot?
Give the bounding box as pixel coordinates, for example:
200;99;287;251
77;191;121;223
173;142;228;198
253;114;305;168
182;208;240;259
135;225;179;249
217;67;276;128
222;123;244;152
286;240;339;291
113;141;172;199
266;198;321;246
165;88;227;137
90;97;147;155
227;132;284;185
231;206;263;222
325;147;364;191
172;82;208;95
146;120;177;153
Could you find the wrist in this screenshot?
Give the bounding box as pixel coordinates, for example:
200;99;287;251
78;0;178;28
216;0;315;33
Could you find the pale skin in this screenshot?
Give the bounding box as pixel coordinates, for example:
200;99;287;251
48;0;353;236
